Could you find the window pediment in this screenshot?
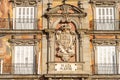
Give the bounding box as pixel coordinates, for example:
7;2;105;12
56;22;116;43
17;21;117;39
9;0;41;6
8;39;39;45
90;0;118;5
46;4;87;18
92;39;117;46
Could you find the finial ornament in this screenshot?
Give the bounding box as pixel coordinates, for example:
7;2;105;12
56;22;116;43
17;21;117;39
78;1;82;8
62;0;67;4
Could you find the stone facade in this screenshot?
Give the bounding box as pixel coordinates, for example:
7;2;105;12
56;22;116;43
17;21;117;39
0;0;119;80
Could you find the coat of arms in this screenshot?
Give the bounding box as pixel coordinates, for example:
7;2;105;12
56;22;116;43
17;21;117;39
56;24;76;61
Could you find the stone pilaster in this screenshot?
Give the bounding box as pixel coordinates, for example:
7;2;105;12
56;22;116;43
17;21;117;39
41;34;48;74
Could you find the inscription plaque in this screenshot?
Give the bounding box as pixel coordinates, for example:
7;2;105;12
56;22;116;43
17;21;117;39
55;63;77;71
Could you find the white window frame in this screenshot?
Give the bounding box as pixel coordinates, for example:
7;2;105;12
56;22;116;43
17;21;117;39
0;59;3;74
95;7;115;30
13;7;35;29
95;46;117;74
14;45;35;74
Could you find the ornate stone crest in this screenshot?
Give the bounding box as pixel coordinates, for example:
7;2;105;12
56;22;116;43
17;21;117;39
56;24;76;61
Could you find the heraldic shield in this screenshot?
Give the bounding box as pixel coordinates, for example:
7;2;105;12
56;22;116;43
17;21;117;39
56;24;76;62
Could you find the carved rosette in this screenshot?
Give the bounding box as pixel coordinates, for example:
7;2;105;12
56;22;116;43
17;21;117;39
55;24;76;62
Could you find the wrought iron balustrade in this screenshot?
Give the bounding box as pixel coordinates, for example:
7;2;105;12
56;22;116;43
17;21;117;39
0;63;36;74
93;19;120;30
0;18;38;30
94;63;120;74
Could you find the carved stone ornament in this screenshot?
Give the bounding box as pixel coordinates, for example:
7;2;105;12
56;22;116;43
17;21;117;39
11;0;39;6
92;39;117;46
90;0;117;5
46;3;87;18
56;24;76;62
8;39;39;45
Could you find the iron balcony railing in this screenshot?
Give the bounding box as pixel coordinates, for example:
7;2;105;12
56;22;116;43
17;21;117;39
93;19;120;30
94;63;120;74
0;18;38;30
0;63;36;74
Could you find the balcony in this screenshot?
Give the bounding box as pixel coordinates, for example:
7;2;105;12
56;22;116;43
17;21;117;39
87;19;120;35
94;63;120;74
0;18;38;30
0;63;36;74
92;19;119;30
0;18;42;34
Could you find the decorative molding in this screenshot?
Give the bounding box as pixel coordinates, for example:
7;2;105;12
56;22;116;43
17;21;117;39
92;39;117;46
46;4;87;18
8;39;40;45
9;0;41;6
90;0;119;5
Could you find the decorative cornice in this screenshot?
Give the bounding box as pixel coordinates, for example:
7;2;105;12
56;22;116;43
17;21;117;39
9;0;41;6
90;0;119;5
8;39;40;45
92;39;118;46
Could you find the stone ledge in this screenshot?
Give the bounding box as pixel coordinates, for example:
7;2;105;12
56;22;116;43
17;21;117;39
86;30;120;35
0;74;42;79
91;75;120;79
44;74;89;78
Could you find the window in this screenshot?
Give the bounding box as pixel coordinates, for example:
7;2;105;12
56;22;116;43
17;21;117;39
14;7;35;29
95;7;115;30
0;59;3;74
96;46;117;74
14;46;35;74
